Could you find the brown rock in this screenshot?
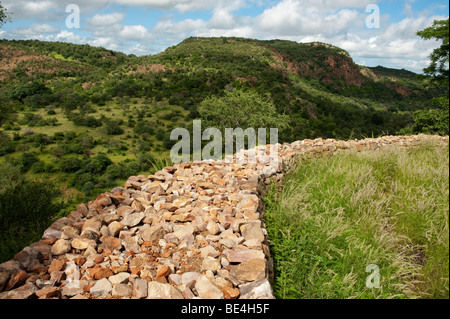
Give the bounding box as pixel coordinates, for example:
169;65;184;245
51;239;71;256
156;265;171;278
228;259;266;282
36;286;60;299
5;270;27;291
88;267;114;280
100;236;122;251
48;259;66;273
222;286;240;299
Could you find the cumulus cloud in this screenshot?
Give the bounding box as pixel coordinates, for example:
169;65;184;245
1;0;448;72
112;0;214;12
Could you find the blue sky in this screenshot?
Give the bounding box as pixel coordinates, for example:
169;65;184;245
0;0;448;73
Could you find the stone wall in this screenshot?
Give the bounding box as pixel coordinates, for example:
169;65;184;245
0;134;447;299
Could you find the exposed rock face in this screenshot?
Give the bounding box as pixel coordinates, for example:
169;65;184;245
0;134;446;299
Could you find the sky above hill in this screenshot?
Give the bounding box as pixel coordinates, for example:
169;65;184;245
0;0;448;73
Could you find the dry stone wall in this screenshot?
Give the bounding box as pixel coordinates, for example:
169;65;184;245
0;134;447;299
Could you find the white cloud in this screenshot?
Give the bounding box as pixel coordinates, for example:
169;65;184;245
88;12;125;27
112;0;214;12
119;25;150;41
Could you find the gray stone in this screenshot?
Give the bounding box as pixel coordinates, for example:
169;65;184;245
181;272;201;287
108;221;124;237
239;279;275;299
224;249;265;263
112;284;133;297
122;213;145;227
201;256;221;273
194;276;224;299
90;278;113;296
51;239;72;256
109;272;130;285
13;246;42;269
140;225;166;242
0;282;37;299
240;223;265;242
147;282;183;299
134;279;148;299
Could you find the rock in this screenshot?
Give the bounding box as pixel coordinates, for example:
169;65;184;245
229;259;266;282
147;282;183;299
239;279;274;299
168;274;182;286
122;213;145;227
36;286;60;299
206;221;220;235
88;267;114;280
108;221;124;237
76;203;89;217
81;227;101;241
71;238;96;250
201;256;221;273
61;285;84;298
224;249;265;263
112;284;133;297
51;239;71;256
0;282;37;299
240;223;265;242
200;246;219;258
90;278;113;296
121;235;141;254
0;272;10;292
134;279;148;299
156;265;171;278
42;228;61;240
101;236;122;251
173;198;191;208
222;286;240;299
109;272;130;285
48;259;66;273
195;276;224;299
14;247;42;269
181;272;201;287
5;270;27;291
82;216;102;232
140;225;166;242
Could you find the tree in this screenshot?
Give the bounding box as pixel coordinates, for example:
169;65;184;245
0;1;11;29
199;89;289;131
417;19;449;87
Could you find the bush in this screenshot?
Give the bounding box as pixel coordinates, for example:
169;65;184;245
0;162;64;262
412;107;449;136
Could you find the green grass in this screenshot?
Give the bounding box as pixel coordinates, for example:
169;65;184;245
264;138;449;299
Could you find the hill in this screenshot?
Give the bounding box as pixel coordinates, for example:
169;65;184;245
0;37;446;203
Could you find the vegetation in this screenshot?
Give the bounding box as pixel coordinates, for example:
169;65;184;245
0;162;65;261
0;25;448;265
264;139;449;299
0;1;10;29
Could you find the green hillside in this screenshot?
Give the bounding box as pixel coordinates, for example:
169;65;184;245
0;37;446;203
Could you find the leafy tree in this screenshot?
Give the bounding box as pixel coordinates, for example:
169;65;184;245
8;81;50;104
417;19;449;86
414;19;449;136
199;89;289;131
0;1;10;29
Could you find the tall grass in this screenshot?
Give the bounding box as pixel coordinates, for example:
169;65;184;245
264;139;449;299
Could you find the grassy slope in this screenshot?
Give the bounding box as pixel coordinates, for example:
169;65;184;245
264;139;449;299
